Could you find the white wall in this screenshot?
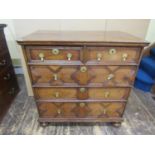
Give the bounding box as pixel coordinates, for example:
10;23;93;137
0;19;150;59
13;19;149;38
0;19;19;59
146;19;155;42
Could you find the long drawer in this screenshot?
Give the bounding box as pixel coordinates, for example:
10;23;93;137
34;87;130;100
38;102;125;118
30;65;137;86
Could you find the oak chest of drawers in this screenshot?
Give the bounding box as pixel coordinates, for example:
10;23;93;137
18;31;149;126
0;24;19;122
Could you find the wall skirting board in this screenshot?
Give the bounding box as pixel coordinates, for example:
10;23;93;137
12;58;23;74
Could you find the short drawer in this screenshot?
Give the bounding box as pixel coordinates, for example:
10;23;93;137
38;102;125;118
26;46;81;62
30;65;137;86
34;87;130;100
86;47;141;63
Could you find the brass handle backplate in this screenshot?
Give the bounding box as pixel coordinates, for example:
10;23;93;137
105;92;110;98
97;53;102;61
39;53;44;62
67;53;72;60
80;103;85;107
52;49;60;55
54;92;60;98
122;53;128;61
103;109;106;115
80;88;86;93
57;109;61;114
107;74;114;80
53;74;58;81
109;49;116;55
80;66;87;72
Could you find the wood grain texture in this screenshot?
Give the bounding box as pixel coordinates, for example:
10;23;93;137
17;31;149;46
17;31;149;125
34;87;130;100
0;75;155;135
30;65;137;86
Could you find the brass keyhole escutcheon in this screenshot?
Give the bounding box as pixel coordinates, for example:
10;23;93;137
107;74;114;80
80;88;86;93
109;49;116;55
52;49;60;55
67;53;72;60
97;53;102;61
39;53;45;61
80;66;87;72
80;103;85;107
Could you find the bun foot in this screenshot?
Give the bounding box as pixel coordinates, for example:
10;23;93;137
40;122;48;127
112;122;122;127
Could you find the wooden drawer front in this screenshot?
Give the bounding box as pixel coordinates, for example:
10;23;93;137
34;87;130;100
26;46;81;61
30;65;136;86
86;47;141;63
38;102;125;118
0;53;11;69
0;66;17;91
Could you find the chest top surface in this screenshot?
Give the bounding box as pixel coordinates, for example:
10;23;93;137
17;31;149;46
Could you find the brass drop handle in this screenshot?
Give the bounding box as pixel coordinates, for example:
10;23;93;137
39;53;44;62
0;59;6;66
80;66;87;72
105;91;110;98
67;53;72;61
57;109;61;114
8;88;15;95
80;102;85;107
97;53;102;61
53;74;58;81
4;73;11;80
52;49;60;55
122;53;128;61
109;48;116;55
54;92;60;98
107;74;114;80
80;88;86;93
103;109;107;115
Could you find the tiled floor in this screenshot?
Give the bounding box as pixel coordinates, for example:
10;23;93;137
0;75;155;135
